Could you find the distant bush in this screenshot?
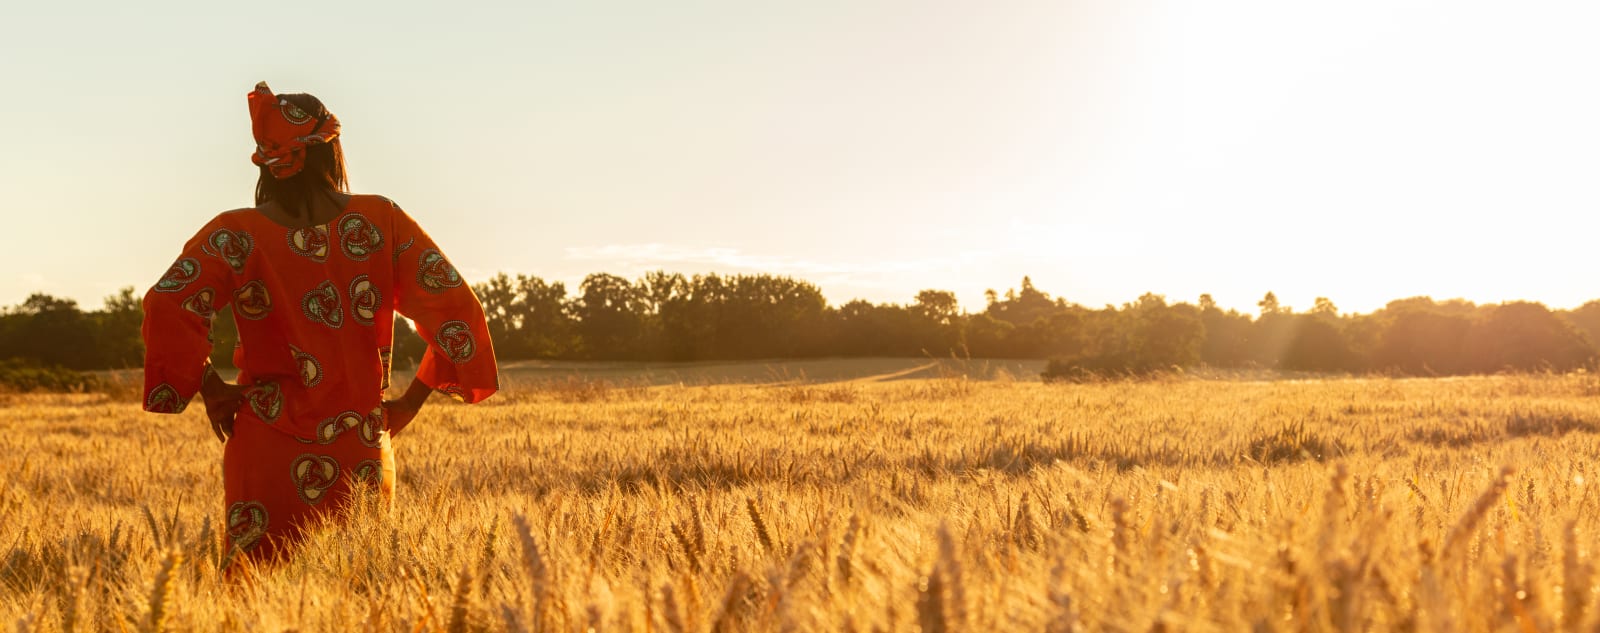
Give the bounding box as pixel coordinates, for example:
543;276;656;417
1244;420;1347;464
1040;357;1179;383
0;358;97;392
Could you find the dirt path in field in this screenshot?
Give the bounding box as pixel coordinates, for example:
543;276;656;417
847;362;940;383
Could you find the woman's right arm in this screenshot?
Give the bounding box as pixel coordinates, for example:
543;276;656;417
141;216;242;425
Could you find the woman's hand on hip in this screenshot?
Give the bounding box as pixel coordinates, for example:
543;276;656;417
384;377;433;437
200;365;244;442
382;398;420;437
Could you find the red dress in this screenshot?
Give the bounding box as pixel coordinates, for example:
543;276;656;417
141;194;497;563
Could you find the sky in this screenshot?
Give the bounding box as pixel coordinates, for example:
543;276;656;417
2;1;1599;316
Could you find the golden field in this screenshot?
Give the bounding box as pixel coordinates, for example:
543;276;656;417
4;370;1600;631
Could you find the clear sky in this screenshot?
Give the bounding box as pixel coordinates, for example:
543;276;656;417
3;1;1598;316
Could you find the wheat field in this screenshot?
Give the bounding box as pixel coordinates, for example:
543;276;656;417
3;372;1600;631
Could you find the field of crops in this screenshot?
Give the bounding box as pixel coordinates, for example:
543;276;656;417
4;370;1600;631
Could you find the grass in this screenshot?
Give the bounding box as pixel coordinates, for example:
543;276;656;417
3;371;1600;630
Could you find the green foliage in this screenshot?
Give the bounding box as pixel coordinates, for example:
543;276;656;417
0;289;143;371
97;287;144;368
1466;302;1593;372
475;273;577;359
1040;294;1203;380
10;277;1600;378
1280;316;1354;372
474;272;831;361
0;358;96;392
1564;300;1600;347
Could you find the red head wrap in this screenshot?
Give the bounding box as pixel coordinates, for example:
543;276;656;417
248;81;341;179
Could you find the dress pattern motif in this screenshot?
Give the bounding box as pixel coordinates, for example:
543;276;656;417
301;281;344;328
348;275;380;326
156;258;201;292
291;345;322;388
416;250;462;292
204;229;253;273
245;381;284;422
234;281;272;320
227;501;269;552
338;213;383;261
287;226;330;261
182;288;217;319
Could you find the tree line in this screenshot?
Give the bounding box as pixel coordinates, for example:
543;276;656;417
4;273;1600;378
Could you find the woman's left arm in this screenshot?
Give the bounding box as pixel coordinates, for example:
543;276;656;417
389;204;499;408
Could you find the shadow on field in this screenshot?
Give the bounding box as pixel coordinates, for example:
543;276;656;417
1405;409;1598;447
552;428;1346;495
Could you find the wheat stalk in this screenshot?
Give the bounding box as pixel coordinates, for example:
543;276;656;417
836;514;860;585
660;583;687;633
499;602;527;633
1110;496;1131;575
1564;520;1590;627
1045;558;1078;633
936;523;966;629
57;565;87;633
691;504;707;555
1444;466;1515;557
672;522;702;574
1318;464;1350;557
784;540;815;591
709;572;752;633
140;505;162;550
917;565;947;633
1014;492;1038;550
447;566;473;633
144;550;182;633
511;513;548;628
747;498;775;553
478;517;498;600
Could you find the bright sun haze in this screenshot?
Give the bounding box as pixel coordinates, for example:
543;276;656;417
1;1;1597;314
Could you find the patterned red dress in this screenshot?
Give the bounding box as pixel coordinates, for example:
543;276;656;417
141;194;497;564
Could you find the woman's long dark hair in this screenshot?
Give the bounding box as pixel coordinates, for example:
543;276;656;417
254;93;349;220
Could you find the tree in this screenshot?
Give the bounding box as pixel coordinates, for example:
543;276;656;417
1464;302;1595;372
1198;295;1251;367
913;290;959;325
471;273;577;360
572;273;645;360
1281;316;1352;372
963;313;1016;358
20;268;1600;375
1376;310;1471;375
1124;295;1204;369
475;273;523;358
4;294;99;370
513;275;576;359
1043;295;1204;376
1561;301;1600;349
95;287;144;368
987;276;1061;326
1258;292;1283;316
1248;311;1298;368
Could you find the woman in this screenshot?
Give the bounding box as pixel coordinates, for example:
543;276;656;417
141;82;498;565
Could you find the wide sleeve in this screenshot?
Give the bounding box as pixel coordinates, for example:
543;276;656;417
391;206;499;403
141;217;236;413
